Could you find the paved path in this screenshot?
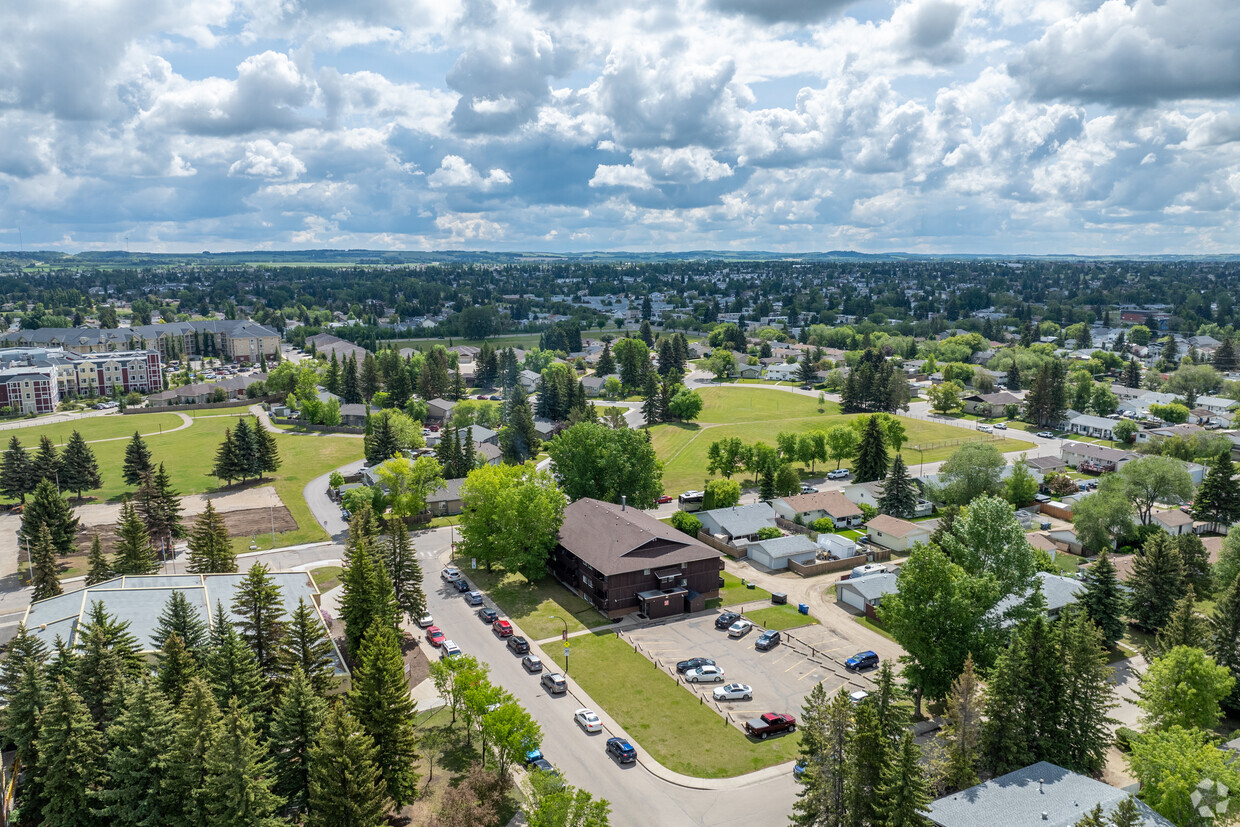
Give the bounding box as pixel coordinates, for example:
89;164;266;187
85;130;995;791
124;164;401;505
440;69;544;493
303;458;367;541
0;408;119;433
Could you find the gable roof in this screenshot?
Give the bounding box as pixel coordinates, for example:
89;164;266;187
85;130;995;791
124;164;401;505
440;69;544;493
696;502;778;538
837;572;898;602
1152;508;1193;527
778;491;862;518
557;498;721;576
746;534;818;560
865;514;928;539
1060;441;1136;463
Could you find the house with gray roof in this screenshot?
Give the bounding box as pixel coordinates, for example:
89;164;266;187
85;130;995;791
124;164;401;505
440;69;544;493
989;572;1085;629
836;572;898;614
927;761;1172;826
1065;413;1120;441
745;535;819;571
695;502;779;542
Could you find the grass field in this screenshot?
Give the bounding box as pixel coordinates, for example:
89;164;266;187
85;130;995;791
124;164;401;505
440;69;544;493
548;633;801;777
450;562;611;641
718;571;772;606
650;387;1035;495
745;604;819;631
311;565;344;593
0;413;186;446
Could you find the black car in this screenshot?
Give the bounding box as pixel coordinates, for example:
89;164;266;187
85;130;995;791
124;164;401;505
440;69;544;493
755;630;782;651
478;607;499;624
507;635;530;655
715;612;741;630
676;657;716;674
451;578;470;593
606;737;637;764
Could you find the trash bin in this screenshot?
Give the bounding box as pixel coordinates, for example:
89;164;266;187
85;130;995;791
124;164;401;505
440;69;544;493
771;592;787;605
746;582;756;590
798;603;809;615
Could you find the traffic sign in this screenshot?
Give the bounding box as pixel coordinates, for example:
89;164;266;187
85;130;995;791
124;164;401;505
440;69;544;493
564;646;571;658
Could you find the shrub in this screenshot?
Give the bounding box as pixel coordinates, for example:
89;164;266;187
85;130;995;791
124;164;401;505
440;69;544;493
1115;727;1139;753
670;511;702;537
858;503;879;522
756;526;783;541
812;517;835;533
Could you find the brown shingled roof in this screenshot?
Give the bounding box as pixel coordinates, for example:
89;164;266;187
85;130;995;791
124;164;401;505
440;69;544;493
557;498;722;576
779;490;862;518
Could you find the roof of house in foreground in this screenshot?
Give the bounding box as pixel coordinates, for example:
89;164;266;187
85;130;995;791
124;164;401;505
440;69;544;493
557;498;721;576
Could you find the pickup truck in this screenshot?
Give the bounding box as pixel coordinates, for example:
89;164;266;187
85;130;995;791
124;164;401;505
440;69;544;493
744;712;797;740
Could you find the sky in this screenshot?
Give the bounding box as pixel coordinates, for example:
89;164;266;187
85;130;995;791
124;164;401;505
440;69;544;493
2;0;1239;255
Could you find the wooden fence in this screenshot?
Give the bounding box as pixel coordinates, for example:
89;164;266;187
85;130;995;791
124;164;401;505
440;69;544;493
696;531;744;559
787;547;890;578
774;517;816;537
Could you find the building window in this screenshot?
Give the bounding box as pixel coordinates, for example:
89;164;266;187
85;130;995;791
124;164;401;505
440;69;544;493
582;575;593;589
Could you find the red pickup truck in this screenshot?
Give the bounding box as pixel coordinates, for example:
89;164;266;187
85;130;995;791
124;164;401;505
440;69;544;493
744;712;797;740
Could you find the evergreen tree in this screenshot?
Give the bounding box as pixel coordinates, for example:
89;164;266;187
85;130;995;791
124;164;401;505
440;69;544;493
186;499;236;574
383;518;426;625
31;435;62;487
1175;532;1212;598
942;654;983;792
877;455;918;519
204;697;284;827
0;622;48;703
1122;358;1141;389
157;632;198;706
84;533;112;585
205;605;269;724
342;354;362;404
98;678;178;827
1212;577;1240;712
1080;551;1127;648
1058;609;1117;776
339;534;399;657
854;415;890;483
364;412;399;464
306;704;390;827
270;666;327;813
36;679;104;827
254;424;281;480
230;562;287;682
459;421;476;474
152;589;210;655
1193;452;1240;536
499;384;540;463
1128;532;1185;632
1152;586;1209;656
20;477;80;557
792;684;852;827
360;352;381;401
60;430;103;500
73;600;144;723
982;613;1065;775
211;426;242;485
165;678;222;827
136;463;184;553
1215;337;1238;372
30;522;62;601
641;372;660;427
596;342;615;376
1005;359;1021;391
5;650;49;818
1;435;34;503
759;465;777;502
232;418;260;482
324;351;342;395
875;731;931;827
112;500;159;575
348;621;420;807
279;598;338;696
847;700;886;826
122;431;153;487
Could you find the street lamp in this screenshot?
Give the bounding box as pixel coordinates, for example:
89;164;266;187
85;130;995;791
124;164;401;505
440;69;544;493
549;614;569;676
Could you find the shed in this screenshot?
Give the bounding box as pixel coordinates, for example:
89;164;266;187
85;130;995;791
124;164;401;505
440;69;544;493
835;572;897;613
745;535;819;571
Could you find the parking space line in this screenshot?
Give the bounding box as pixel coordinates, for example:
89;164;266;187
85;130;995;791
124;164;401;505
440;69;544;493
783;658;806;673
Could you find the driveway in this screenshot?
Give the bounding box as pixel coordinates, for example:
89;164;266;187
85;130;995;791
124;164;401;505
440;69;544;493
303;458;366;540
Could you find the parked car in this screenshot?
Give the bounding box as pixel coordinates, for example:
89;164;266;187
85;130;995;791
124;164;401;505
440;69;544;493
799;385;812;391
465;590;484;606
340;509;351;521
993;422;1007;430
656;494;674;504
574;708;603;733
845;651;880;671
441;566;463;582
1036;431;1055;438
477;607;499;623
800;483;818;494
492;619;513;637
744;712;796;740
489;395;501;401
507;635;529;654
440;640;463;659
676;657;716;674
451;578;471;593
713;683;753;701
826;469;850;480
794;761;807;779
522;654;544;673
755;630;781;651
606;737;637;764
686;665;726;683
849;690;871;704
728;619;754;638
714;612;741;630
425;627;446;647
541;672;568;694
524;749;556;775
416;614;434;628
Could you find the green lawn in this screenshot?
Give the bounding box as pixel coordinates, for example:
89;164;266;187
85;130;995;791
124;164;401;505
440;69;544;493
854;615;897;642
450;563;610;641
696;387;830;423
1048;553;1082;576
0;413;185;446
717;571;772;606
548;633;801;777
310;565;344;593
745;604;819;631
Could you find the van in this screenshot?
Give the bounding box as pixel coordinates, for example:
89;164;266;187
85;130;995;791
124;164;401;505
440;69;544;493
851;563;888;580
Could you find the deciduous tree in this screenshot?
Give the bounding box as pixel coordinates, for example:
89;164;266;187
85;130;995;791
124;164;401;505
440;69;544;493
459;463;566;578
545;421;663;508
1138;645;1234;731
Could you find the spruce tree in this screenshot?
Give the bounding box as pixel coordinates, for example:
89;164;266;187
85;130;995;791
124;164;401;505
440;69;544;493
1176;532;1212;598
84;533;112;586
791;685;853;827
60;430;102;500
157;632;198;706
73;600;144;723
233;418;259;482
339;534;399;657
499;384;540;463
254;421;281;480
349;621;420;807
98;678;178;826
596;342;615;376
205;607;269;724
6;657;49;818
1080;551;1127;648
847;700;886;826
306;704;390;827
324;351;342;395
32;435;61;487
343;354;361;404
211;427;241;486
1193;452;1240;535
136;463;183;553
0;622;48;702
1152;586;1209;656
877;454;918;519
853;415;889;482
982;613;1066;775
364;413;399;465
231;563;287;682
1005;359;1021;391
36;679;104;827
20;477;80;557
186;499;235;574
112;500;159;575
942;654;983;792
0;435;33;503
46;635;75;689
361;352;381;401
152;589;209;655
269;665;328;813
1212;577;1240;712
30;522;62;601
641;372;660;427
122;431;153;487
759;464;777;502
384;519;426;624
1058;609;1116;776
1215;337;1238;372
165;678;222;827
875;731;931;827
1128;532;1185;632
203;697;284;827
279;598;338;695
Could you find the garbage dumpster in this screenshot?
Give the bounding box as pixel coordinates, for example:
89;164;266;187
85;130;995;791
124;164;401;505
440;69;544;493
771;592;787;605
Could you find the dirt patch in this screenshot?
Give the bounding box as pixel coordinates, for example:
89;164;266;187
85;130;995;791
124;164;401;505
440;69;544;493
74;505;297;557
75;484;285;529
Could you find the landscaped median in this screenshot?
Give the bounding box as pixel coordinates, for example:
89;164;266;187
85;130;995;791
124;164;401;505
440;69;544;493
452;562;611;641
547;632;801;778
744;604;820;631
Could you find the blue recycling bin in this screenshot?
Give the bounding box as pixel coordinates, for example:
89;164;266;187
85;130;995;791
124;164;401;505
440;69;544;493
798;603;809;615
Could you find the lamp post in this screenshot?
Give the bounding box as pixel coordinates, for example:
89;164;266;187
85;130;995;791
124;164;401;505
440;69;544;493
549;614;569;676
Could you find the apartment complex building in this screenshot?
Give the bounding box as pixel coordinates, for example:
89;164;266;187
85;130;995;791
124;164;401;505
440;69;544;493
0;347;162;414
0;319;280;364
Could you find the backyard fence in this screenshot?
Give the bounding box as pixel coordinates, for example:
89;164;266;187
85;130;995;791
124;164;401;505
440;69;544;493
696;530;744;558
126;395;283;414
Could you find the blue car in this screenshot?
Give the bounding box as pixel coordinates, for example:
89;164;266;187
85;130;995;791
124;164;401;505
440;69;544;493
794;761;807;779
606;737;637;764
845;651;879;671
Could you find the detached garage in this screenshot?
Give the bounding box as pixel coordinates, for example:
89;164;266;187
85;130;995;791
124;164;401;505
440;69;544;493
746;535;819;571
836;572;898;615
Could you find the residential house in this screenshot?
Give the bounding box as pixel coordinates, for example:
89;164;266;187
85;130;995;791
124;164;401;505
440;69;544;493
990;572;1084;628
1134;422;1205;444
772;491;864;528
1065;413;1120;441
763;363;801;382
696;502;779;543
426;478;466;516
449;345;480;363
548;498;724;620
1023;455;1066;475
1059;441;1137;473
475;443;503;466
582;374;619;397
745;535;819;571
842;480;933;518
519;369;541;392
339;403;379;428
961;391;1022;417
863;514;932;552
1151;508;1197;536
835;572;898;614
736;362;762;380
425;398;456;424
926;761;1172;827
306;332;370;366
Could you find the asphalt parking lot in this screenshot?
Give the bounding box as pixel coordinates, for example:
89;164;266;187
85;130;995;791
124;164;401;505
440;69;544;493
623;612;877;731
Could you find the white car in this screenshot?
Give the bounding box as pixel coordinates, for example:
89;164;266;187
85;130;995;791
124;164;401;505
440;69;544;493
728;619;754;638
826;469;850;480
993;422;1007;430
713;683;753;701
416;614;434;628
441;566;463;582
686;665;726;683
574;708;603;733
849;690;870;704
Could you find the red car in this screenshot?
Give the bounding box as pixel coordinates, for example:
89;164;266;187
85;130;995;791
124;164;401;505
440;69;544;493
657;495;674;504
492;619;513;637
425;627;446;647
